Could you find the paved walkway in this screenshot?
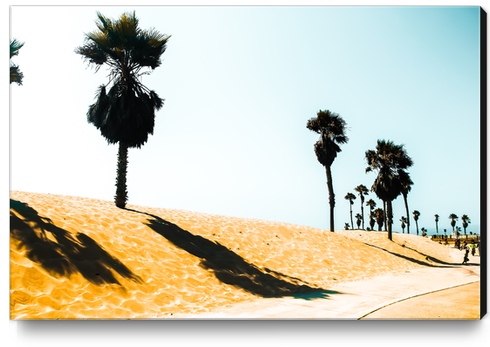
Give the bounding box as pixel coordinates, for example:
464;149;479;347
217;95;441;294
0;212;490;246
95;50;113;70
360;281;480;319
180;250;481;320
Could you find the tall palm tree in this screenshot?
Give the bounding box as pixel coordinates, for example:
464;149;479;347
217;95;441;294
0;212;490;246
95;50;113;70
76;12;170;208
365;140;413;240
400;216;407;233
344;193;356;232
10;39;24;85
355;213;362;229
366;199;376;231
449;213;458;234
354;184;369;229
434;214;440;234
374;208;384;231
461;214;471;235
307;110;348;232
413;210;420;235
398;170;413;234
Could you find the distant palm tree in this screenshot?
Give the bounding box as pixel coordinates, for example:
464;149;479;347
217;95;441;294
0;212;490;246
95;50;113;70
374;208;384;231
398;170;413;234
449;213;458;234
400;216;407;233
455;226;462;237
461;214;471;235
344;223;350;230
421;227;427;236
354;184;369;229
10;39;24;85
355;213;362;229
307;110;348;232
365;140;413;240
369;211;376;230
413;210;420;235
345;193;356;232
366;199;376;232
366;199;376;212
75;12;170;208
434;214;440;234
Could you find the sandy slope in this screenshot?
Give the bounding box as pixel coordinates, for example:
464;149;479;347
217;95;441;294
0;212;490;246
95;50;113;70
9;191;476;319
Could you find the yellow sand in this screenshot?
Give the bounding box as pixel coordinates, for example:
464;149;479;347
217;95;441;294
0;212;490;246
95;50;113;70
10;191;458;320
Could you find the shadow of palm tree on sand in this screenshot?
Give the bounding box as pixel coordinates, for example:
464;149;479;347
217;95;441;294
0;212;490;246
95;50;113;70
127;208;340;299
10;199;142;286
361;241;458;268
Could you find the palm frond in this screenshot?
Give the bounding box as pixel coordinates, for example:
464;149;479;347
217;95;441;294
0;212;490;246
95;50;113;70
75;41;108;67
345;193;356;201
10;65;24;85
10;39;24;58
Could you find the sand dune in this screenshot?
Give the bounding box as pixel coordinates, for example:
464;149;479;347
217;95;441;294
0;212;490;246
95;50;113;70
9;191;476;319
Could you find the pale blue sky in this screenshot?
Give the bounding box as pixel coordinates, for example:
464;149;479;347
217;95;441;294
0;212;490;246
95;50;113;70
9;5;482;235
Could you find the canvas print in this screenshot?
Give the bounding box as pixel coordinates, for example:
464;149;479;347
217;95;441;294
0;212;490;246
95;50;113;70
10;5;484;320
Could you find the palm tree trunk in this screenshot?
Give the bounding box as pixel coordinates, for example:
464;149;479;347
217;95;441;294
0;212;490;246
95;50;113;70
361;198;365;229
387;200;393;241
403;192;410;234
383;201;387;231
325;165;335;232
349;204;354;230
115;141;129;209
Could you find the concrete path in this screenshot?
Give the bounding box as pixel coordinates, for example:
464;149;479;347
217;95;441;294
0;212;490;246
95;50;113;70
180;249;481;320
360;281;480;319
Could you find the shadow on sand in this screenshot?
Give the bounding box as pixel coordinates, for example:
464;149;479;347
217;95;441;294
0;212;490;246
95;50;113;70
398;242;467;266
361;241;458;268
127;208;340;299
10;199;142;287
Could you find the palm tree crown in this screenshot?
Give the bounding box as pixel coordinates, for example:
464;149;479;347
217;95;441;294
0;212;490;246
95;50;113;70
413;210;420;235
400;216;407;233
366;199;376;231
355;213;362;229
307;110;348;168
366;199;376;210
76;12;170;208
10;39;25;85
449;213;458;232
461;214;471;235
76;11;169;148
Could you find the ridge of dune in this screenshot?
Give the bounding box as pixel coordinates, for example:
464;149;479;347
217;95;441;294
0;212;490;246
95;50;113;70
10;190;458;319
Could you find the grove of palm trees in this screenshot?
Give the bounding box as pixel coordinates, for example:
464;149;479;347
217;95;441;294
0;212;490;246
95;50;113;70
305;113;474;241
10;9;478;243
